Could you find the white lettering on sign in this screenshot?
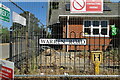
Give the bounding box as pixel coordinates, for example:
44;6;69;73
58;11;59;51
0;3;10;22
39;39;87;45
0;60;14;80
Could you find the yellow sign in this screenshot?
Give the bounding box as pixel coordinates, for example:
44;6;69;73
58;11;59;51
91;51;103;63
91;51;103;75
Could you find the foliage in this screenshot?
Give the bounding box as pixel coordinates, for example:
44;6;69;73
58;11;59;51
20;11;40;35
0;27;10;43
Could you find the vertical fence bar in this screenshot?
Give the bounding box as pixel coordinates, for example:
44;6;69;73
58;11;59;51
118;2;120;75
9;30;12;61
25;32;29;73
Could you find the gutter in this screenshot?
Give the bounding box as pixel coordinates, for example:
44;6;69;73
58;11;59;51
59;15;120;18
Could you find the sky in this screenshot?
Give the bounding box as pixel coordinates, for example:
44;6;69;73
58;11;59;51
15;2;48;26
0;0;120;29
110;0;120;2
0;0;120;2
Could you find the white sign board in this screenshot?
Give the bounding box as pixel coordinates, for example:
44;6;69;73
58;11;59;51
0;3;10;22
70;0;103;13
0;60;14;80
13;12;26;26
39;39;87;45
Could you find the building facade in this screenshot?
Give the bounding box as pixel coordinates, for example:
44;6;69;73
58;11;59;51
47;0;120;51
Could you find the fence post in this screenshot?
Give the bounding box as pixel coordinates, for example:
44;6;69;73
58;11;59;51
118;24;120;75
118;3;120;75
9;30;12;61
25;32;29;74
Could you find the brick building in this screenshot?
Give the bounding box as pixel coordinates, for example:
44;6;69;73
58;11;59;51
47;0;120;51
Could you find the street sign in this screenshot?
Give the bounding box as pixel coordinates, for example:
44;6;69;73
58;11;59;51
0;3;10;22
39;39;87;45
71;0;103;13
0;60;14;80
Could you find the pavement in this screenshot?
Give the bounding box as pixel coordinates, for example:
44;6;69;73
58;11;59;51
0;43;9;59
0;42;26;60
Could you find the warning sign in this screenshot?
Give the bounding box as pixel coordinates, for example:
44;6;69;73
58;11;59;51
71;0;103;13
72;0;85;10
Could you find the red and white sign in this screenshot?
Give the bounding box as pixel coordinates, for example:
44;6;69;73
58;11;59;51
0;60;14;80
71;0;103;13
0;63;2;80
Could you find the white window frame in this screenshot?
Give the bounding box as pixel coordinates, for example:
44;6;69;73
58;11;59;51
83;20;109;37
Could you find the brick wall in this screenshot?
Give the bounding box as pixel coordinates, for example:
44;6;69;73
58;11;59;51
62;18;113;51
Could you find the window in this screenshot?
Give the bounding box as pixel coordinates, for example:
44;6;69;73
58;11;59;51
84;21;91;35
83;20;109;37
52;2;59;9
65;3;70;11
93;21;99;27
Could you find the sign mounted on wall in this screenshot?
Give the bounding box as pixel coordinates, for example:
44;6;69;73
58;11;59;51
70;0;103;13
0;3;10;22
111;25;117;36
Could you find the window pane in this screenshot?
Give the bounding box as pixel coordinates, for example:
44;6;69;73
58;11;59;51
93;21;99;27
93;29;99;35
84;28;91;35
65;3;70;11
84;21;91;27
101;28;107;35
52;2;59;9
101;21;107;27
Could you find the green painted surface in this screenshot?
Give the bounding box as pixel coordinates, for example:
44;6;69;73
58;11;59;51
0;6;10;22
111;25;117;36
